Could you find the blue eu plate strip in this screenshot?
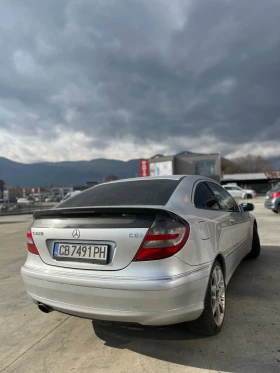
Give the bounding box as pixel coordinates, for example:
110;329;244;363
53;243;59;257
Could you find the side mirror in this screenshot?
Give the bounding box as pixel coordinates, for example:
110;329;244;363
241;202;254;212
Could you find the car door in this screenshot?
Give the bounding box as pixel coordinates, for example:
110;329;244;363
193;181;235;283
205;182;249;275
227;204;251;265
232;187;243;199
230;186;243;199
224;186;234;197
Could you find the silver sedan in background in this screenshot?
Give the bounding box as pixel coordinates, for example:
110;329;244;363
21;176;260;336
223;184;257;199
264;183;280;214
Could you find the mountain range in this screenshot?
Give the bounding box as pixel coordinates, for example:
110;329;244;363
0;154;279;188
0;157;140;187
268;156;280;171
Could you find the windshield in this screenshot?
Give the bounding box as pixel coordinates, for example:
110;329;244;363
58;179;182;208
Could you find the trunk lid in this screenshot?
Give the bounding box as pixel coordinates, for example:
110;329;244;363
31;207;163;271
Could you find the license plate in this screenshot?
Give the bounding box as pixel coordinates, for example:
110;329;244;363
53;243;108;263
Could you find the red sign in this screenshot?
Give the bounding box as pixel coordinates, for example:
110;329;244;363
139;159;149;177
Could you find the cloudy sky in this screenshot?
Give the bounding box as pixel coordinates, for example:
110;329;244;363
0;0;280;163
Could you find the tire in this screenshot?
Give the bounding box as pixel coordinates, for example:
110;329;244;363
272;210;278;214
247;225;261;259
188;261;226;336
277;204;280;214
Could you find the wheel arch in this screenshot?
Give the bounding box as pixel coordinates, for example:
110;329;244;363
215;254;226;283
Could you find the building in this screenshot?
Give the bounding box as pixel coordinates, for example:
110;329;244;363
50;184;73;198
221;172;280;194
4;185;22;201
2;185;50;201
147;153;221;182
0;179;4;199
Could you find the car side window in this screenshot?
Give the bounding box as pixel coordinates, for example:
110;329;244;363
194;182;220;210
206;182;239;212
225;186;232;190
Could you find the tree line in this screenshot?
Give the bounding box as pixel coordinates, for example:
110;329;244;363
221;154;273;174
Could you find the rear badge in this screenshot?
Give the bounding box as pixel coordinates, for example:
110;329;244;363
129;233;143;239
72;229;80;239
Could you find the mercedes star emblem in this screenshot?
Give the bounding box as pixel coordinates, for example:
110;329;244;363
72;229;80;239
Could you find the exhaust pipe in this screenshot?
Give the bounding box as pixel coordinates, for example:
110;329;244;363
38;303;54;314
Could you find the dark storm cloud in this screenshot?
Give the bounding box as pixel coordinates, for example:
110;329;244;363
1;0;280;153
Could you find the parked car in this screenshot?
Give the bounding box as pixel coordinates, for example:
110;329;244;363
264;184;280;214
0;200;8;212
223;184;257;199
33;194;41;202
17;197;35;205
53;196;62;203
21;176;260;336
45;196;54;202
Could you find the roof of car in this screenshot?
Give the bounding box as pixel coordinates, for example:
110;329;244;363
223;173;267;181
106;175;185;183
98;175;213;185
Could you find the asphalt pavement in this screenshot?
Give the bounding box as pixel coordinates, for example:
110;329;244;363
0;198;279;373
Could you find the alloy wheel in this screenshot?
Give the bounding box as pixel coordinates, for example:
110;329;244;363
211;266;226;326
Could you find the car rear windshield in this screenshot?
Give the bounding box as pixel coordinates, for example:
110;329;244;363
58;179;182;208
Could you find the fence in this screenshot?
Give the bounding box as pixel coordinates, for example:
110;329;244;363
0;202;57;216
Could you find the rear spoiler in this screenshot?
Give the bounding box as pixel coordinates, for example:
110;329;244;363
33;206;169;220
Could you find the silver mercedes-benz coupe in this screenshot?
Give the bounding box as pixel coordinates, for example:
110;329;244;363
21;175;260;336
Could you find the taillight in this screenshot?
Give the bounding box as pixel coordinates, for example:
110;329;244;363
26;230;39;255
271;192;280;199
134;214;190;261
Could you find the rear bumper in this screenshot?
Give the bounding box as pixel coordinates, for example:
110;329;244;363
21;264;210;326
264;198;279;211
